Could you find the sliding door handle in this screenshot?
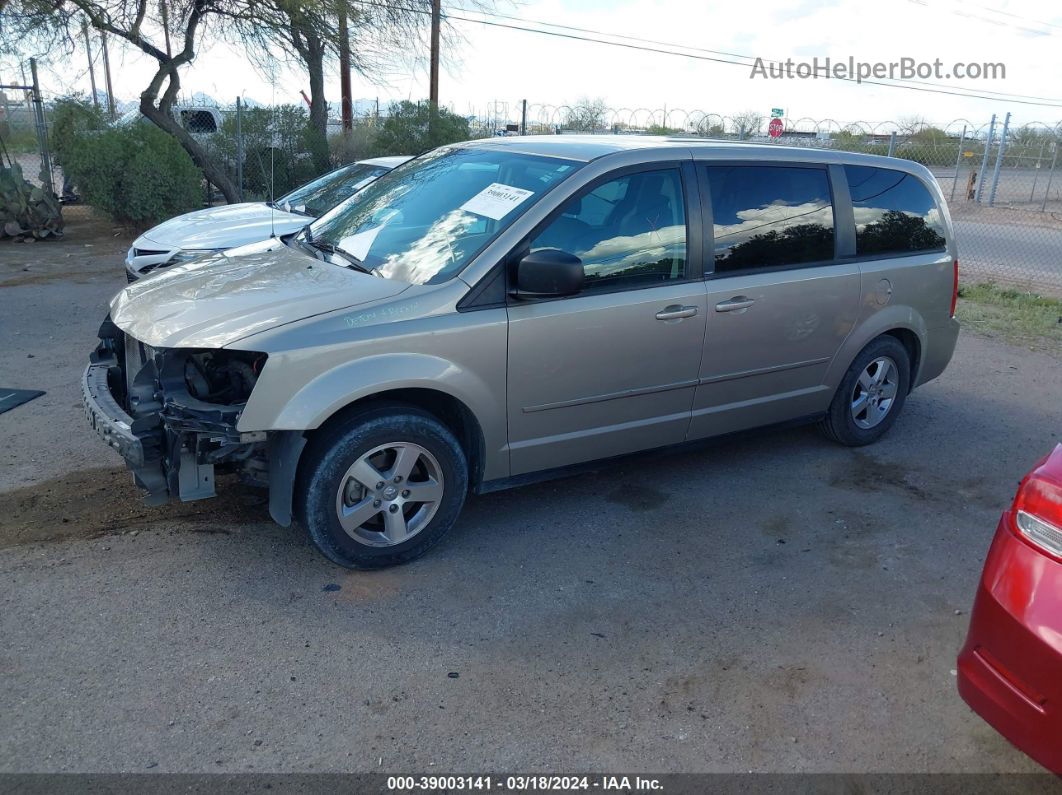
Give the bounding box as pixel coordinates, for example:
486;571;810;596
655;305;699;321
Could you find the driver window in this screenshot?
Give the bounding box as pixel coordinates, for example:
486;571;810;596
529;169;687;293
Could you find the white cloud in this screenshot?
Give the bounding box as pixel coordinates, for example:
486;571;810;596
714;201;833;247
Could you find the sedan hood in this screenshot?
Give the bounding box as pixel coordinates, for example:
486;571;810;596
135;203;309;251
110;240;410;348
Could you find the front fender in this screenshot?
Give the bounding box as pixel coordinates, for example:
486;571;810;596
251;352;505;528
239;352;501;433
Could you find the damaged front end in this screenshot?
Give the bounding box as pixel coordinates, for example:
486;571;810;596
82;316;270;506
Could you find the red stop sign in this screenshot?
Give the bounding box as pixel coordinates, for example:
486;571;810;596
768;117;784;138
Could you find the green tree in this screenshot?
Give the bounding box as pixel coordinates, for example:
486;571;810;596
4;0;241;200
229;0;495;175
374;101;471;155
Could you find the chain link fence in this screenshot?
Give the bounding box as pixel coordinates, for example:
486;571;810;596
1;85;54;186
4;93;1060;296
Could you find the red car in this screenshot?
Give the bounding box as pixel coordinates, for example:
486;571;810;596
958;444;1062;774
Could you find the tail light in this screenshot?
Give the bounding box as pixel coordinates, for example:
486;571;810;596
1011;444;1062;561
949;259;959;318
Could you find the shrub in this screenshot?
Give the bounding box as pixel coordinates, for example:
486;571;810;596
49;97;107;169
373;101;473;156
328;120;382;165
62;122;203;228
206;105;318;200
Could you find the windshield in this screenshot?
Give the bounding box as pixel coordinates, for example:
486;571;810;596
276;163;389;216
305;147;580;285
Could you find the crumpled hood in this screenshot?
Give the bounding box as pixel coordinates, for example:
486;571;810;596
110;240;410;348
134;203;309;251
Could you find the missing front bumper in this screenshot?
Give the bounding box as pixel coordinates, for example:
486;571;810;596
82;356;170;504
83;322;265;506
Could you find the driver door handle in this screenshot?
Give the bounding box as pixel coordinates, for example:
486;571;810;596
655;305;699;321
715;296;756;312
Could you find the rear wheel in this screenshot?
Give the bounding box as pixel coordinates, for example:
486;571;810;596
298;406;468;568
819;336;911;446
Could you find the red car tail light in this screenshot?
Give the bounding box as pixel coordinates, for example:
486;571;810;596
1011;444;1062;561
950;259;959;318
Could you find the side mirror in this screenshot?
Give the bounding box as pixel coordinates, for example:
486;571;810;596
512;249;584;299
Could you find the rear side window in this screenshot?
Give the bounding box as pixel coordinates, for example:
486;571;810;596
845;166;946;255
706;165;835;273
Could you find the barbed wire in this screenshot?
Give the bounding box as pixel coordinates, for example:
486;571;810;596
459;101;1062;140
4;97;1060;294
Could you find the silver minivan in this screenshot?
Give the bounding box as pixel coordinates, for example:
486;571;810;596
83;136;960;568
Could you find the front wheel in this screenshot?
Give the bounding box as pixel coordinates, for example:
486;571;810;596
819;336;911;446
298;406;468;568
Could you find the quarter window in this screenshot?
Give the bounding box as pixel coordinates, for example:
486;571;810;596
529;169;687;292
845;166;946;255
706;165;835;273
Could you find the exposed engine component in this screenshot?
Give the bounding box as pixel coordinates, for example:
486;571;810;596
183;351;265;405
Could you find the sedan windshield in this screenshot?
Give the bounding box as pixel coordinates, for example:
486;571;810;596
305;147;580;285
276;162;389;216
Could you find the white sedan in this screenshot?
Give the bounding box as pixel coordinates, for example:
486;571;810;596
124;156;411;281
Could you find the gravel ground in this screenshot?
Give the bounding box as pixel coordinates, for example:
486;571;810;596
0;208;1060;774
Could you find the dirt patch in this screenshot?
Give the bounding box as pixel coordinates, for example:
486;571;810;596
0;260;119;288
0;466;270;547
0;205;131;287
335;569;406;602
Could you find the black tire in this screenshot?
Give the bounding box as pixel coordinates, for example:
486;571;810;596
297;404;468;568
819;336;911;447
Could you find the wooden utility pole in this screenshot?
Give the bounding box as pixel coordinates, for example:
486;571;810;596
428;0;441;108
82;20;100;111
339;7;353;131
160;0;172;57
100;32;116;120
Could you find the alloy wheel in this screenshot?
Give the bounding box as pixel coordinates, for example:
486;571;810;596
334;442;445;547
850;356;899;430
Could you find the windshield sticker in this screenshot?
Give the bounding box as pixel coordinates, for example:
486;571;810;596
460;183;534;220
